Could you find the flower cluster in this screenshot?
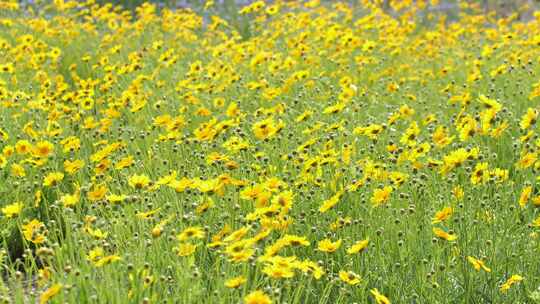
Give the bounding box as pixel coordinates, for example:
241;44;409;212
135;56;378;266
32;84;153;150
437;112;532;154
0;0;538;303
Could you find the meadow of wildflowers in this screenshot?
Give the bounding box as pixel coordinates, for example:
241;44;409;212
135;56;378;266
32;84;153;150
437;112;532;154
0;0;540;303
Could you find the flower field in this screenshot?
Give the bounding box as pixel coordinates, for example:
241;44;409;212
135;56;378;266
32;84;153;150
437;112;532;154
1;0;540;303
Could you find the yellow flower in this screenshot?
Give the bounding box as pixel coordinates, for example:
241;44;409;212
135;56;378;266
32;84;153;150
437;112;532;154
432;126;454;148
177;226;206;241
37;267;52;285
228;248;255;263
500;274;523;293
80;97;94;110
1;202;24;218
10;163;26;177
519;185;532;208
432;227;457;241
136;208;160;220
128;174;151;189
87;184;108;201
347;239;369;254
35;190;42;207
478;94;501;112
262;263;295;279
531;216;540;227
106;194;127;204
520;108;538;130
84;226;108;240
371;186;392;206
244;290;272;304
115;156;134;170
323;102;346;114
64;159;84;175
40;283;62;304
281;234;310;247
226;102;240;117
176;243;197;257
0;155;6;168
467;256;491;272
86;247;104;263
33;141;54;158
296;259;325;279
432;207;453;224
3;146;15;157
252;117;279;140
0;128;8;142
452;186;464;200
43;172;64;187
317;239;342;253
319;191;344;213
339;270;361;285
370;288;391;304
193;177;222;193
400;121;420;147
22;219;46;244
15;140;32;154
94;255;121;267
516;152;537;169
271;190;294;211
470;162;489;185
169;177;193;193
225;276;247;289
223;227;250;243
60;136;80;153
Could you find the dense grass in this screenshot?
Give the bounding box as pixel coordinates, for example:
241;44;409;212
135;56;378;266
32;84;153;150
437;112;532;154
1;0;540;303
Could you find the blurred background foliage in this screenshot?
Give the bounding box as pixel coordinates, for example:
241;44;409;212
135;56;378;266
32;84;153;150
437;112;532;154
18;0;540;41
85;0;540;38
64;0;537;43
90;0;539;17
